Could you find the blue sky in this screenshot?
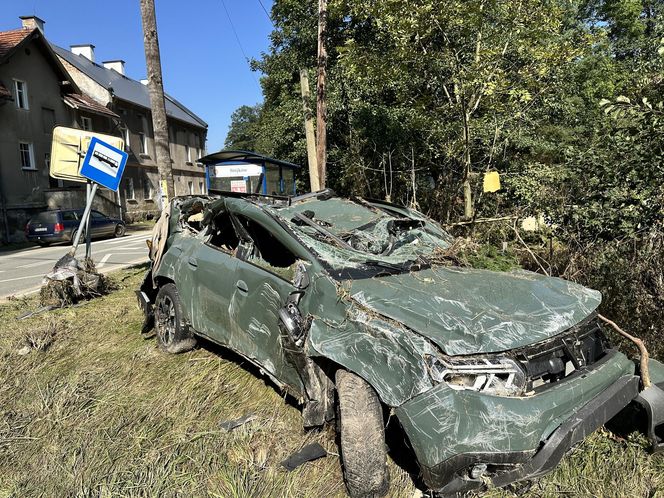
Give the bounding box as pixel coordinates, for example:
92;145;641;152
3;0;273;152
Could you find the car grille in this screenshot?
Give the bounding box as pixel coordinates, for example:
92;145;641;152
512;316;610;392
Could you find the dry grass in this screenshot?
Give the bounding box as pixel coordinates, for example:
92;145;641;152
0;266;662;497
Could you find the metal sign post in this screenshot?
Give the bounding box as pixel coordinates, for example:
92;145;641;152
85;181;93;259
69;182;98;254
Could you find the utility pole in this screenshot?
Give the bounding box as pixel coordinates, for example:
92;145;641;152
299;69;320;191
139;0;174;210
316;0;327;189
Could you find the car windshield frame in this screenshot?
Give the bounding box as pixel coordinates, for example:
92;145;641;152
270;197;454;279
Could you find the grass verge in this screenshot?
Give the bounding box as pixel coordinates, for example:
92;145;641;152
0;267;662;497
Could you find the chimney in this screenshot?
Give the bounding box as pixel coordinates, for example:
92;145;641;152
102;60;126;75
70;44;95;63
20;15;45;33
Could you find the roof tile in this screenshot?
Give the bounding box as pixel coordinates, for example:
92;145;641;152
0;28;31;59
0;82;11;100
63;93;119;118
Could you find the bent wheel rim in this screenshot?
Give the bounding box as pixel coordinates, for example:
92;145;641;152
156;295;176;346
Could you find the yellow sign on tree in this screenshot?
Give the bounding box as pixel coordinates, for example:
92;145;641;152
483;171;501;193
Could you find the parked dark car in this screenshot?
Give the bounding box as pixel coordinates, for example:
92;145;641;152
26;208;125;246
137;191;664;497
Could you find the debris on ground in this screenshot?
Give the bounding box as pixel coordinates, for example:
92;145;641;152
219;413;257;432
17;305;60;321
40;256;115;307
16;345;31;356
16;318;67;354
427;238;479;267
281;443;328;471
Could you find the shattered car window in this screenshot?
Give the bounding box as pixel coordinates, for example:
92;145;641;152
274;198;454;273
235;214;300;281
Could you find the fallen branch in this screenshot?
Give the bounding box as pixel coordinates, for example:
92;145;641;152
512;220;550;276
598;314;651;389
445;215;516;227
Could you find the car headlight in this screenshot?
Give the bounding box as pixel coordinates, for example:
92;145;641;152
426;355;527;396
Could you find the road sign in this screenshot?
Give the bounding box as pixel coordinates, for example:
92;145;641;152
50;127;125;183
80;137;128;191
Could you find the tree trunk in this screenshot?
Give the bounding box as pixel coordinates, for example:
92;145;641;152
139;0;174;211
299;69;320;191
316;0;327;188
462;110;473;219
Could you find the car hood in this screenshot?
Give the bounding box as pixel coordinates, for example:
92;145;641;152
348;266;601;356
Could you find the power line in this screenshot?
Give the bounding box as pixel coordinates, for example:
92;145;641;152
256;0;274;26
219;0;261;90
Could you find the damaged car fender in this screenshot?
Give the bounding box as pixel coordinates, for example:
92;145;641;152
305;274;437;407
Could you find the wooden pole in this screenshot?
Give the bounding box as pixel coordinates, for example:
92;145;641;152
316;0;327;189
299;69;320;191
139;0;174;211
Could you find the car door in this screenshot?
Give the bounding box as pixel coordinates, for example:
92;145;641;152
224;213;305;392
90;211;112;237
185;210;240;343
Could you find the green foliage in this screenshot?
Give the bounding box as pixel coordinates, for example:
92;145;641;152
224;104;262;150
467;244;521;272
222;0;664;343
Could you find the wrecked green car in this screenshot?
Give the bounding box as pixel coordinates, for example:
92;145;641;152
137;190;664;497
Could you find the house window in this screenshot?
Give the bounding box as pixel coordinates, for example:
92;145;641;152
19;142;35;170
199;181;204;194
186;144;192;163
126;177;135;200
124;126;130;150
14;80;28;109
143;177;153;199
138;115;148;154
81;116;92;131
188;181;194;195
41;107;55;134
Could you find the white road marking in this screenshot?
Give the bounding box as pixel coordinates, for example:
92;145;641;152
97;253;112;269
104;235;150;246
0;273;46;283
16;260;52;269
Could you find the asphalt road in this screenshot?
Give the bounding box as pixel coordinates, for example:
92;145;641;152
0;230;152;299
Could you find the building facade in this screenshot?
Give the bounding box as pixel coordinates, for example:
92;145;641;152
0;16;208;243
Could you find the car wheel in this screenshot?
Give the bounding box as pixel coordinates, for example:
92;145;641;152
71;229;81;245
336;369;389;498
114;224;126;238
154;283;196;354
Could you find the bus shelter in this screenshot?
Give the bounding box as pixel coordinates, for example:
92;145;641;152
200;150;300;196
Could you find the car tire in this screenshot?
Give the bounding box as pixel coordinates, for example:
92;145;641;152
71;229;80;245
114;224;126;238
336;369;389;498
154;283;196;354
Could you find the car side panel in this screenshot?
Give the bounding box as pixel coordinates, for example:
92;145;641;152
188;243;238;342
228;260;304;392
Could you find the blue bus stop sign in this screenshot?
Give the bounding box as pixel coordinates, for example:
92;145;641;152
80;136;128;191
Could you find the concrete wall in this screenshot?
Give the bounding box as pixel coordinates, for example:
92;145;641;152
58;58;111;105
0;38;70;210
0;37;80;242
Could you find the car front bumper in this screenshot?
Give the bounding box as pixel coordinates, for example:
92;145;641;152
395;351;664;495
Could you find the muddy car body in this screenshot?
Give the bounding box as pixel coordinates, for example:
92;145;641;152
138;191;664;496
